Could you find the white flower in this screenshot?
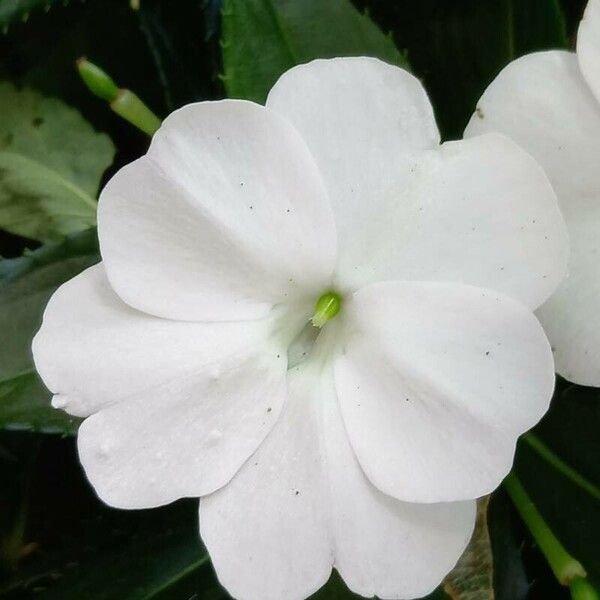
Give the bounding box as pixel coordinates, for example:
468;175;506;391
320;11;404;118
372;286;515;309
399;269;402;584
33;58;567;600
466;0;600;387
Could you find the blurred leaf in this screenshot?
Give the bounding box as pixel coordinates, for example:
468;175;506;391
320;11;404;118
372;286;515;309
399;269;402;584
0;373;79;435
0;432;224;599
486;490;529;600
513;382;600;589
0;0;64;31
444;497;494;600
362;0;568;138
137;0;219;111
32;505;220;600
221;0;408;103
0;83;113;242
0;229;98;434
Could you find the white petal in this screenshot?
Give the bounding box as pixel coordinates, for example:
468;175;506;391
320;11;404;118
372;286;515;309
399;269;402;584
266;57;440;282
335;281;555;503
465;51;600;385
465;51;600;221
266;59;565;307
77;357;285;508
200;363;476;600
33;264;284;417
578;0;600;103
321;374;476;599
33;265;287;507
200;364;332;600
343;132;565;307
98;100;336;322
537;209;600;386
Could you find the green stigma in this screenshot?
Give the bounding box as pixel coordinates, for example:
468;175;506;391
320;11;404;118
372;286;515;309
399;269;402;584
311;291;342;328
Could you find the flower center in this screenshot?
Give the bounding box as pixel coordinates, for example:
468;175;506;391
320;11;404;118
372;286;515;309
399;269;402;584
311;291;342;328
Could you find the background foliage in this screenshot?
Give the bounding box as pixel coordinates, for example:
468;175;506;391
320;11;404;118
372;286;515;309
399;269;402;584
0;0;597;599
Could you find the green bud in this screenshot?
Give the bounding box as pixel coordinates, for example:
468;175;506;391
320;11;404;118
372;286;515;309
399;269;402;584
77;58;119;102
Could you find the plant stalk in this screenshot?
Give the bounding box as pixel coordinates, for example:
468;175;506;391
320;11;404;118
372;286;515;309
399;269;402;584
76;58;160;136
504;472;598;600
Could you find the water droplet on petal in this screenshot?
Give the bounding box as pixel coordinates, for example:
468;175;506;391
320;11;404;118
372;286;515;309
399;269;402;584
98;442;111;457
207;429;222;446
208;365;221;381
52;395;68;409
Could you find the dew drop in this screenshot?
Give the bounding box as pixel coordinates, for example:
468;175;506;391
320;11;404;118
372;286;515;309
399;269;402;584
98;442;111;457
207;429;222;446
52;395;68;409
208;365;221;381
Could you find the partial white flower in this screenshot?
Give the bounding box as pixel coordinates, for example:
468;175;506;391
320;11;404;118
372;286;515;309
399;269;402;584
466;0;600;387
33;57;567;600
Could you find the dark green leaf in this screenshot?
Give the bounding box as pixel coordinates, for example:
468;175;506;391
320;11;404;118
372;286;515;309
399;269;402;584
513;382;600;588
221;0;408;103
0;83;114;242
362;0;568;138
0;229;98;434
136;0;219;110
0;433;224;599
486;490;529;600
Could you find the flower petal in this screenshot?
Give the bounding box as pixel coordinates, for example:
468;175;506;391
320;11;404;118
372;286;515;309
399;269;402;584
536;210;600;386
33;265;287;507
77;359;285;508
335;281;555;503
200;363;476;600
321;374;476;599
266;58;440;277
465;50;600;385
33;264;285;417
465;51;600;222
98;100;336;322
266;58;565;307
200;364;332;600
578;0;600;103
340;132;565;308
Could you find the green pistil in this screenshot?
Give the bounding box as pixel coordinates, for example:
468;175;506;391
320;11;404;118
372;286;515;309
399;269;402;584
311;291;342;328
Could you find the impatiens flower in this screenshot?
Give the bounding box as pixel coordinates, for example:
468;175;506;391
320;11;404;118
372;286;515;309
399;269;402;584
466;0;600;387
33;58;567;599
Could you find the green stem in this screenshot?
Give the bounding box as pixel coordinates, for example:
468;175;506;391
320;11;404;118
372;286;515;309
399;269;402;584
570;577;600;600
111;90;161;136
504;473;586;585
76;58;161;136
523;433;600;501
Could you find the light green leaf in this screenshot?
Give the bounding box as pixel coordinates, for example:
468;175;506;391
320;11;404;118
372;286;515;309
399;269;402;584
0;229;99;434
221;0;408;103
0;83;114;242
444;497;494;600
